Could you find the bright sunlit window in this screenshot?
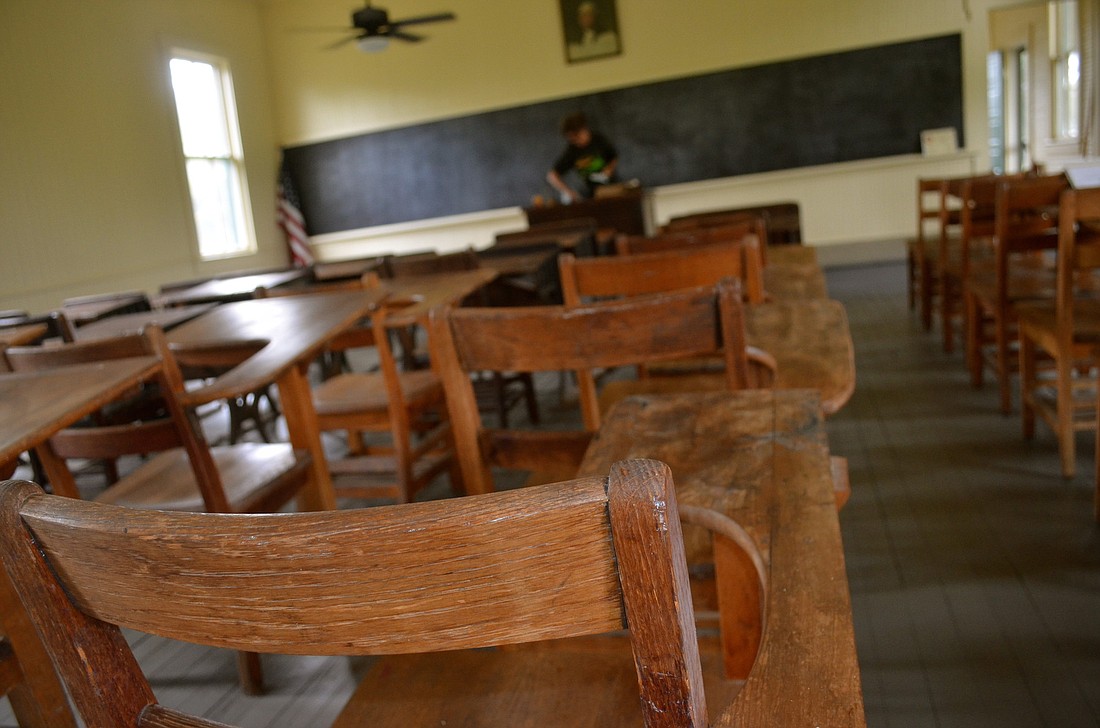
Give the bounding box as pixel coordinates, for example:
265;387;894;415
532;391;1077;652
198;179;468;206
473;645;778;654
169;52;256;260
1050;0;1081;140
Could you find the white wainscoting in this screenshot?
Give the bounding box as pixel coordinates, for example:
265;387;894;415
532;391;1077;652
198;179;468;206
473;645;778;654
308;151;976;266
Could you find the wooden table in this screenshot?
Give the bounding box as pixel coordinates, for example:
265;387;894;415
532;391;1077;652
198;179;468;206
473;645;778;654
71;304;214;342
376;268;499;326
156;268;309;307
578;390;865;727
746;299;855;414
167;291;379;510
312;257;385;282
764;263;829;299
60;293;149;326
0;324;47;348
0;357;162;728
0;357;162;468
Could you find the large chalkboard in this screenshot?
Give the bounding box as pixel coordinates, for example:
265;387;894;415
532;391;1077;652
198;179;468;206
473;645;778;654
284;33;962;234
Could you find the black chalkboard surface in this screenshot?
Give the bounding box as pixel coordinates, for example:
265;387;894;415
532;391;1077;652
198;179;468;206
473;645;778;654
284;33;962;234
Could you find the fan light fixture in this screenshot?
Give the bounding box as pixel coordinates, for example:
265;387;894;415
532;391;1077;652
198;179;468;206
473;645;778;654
356;35;390;52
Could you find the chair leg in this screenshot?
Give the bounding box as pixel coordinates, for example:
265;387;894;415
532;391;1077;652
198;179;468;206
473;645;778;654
995;312;1012;415
941;275;954;353
920;264;934;331
522;373;540;425
1055;356;1075;478
237;651;264;696
1019;334;1037;440
966;293;983;388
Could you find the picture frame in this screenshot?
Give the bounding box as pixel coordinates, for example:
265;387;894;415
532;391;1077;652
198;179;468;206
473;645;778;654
560;0;622;64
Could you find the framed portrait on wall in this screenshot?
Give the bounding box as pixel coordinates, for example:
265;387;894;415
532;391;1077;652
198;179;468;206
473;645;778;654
560;0;621;63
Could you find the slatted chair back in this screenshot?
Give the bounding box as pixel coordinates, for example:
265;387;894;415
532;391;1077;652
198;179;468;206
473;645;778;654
559;241;762;308
1054;187;1100;347
0;459;709;728
613;221;768;301
429;279;752;494
992;175;1068;311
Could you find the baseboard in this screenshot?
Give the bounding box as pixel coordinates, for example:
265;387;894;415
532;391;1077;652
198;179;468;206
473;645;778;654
811;238;907;268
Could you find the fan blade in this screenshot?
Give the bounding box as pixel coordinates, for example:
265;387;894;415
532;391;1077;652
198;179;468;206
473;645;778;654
389;12;456;27
325;33;362;50
388;30;424;42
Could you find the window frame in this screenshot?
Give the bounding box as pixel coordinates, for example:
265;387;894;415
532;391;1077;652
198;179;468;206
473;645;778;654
168;49;257;262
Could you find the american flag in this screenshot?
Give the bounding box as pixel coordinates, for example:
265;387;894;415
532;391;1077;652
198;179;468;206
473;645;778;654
277;158;314;268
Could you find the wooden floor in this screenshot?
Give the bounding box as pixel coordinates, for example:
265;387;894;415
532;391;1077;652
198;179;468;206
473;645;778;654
3;259;1100;726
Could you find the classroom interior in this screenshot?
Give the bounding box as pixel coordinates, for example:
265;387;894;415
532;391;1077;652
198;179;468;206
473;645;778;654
3;0;1100;726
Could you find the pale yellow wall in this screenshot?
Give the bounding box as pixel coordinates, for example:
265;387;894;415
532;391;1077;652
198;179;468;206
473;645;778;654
0;0;284;314
259;0;1039;259
262;0;972;145
0;0;1058;314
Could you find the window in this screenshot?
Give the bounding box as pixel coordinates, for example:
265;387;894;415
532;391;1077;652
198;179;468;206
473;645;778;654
169;52;255;260
1050;0;1081;139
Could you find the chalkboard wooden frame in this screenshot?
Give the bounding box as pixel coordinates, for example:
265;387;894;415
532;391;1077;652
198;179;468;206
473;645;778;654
284;33;962;235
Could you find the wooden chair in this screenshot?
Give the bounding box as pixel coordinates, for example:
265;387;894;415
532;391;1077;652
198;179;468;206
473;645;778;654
4;326;315;694
558;246;777;392
613;221;768;301
429;279;766;495
908;177;953;328
662;202;803;246
560;242;766;306
0;459;748;727
310;299;460;504
1017;187;1100;479
964;175;1067;413
257;275;458;503
0;560;76;728
939;174;1007;353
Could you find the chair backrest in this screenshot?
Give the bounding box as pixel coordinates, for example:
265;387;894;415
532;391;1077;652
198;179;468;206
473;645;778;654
663;203;802;245
1054;187;1100;341
613;220;768;300
430;279;751;494
3;327;236;511
494;217;598;250
0;458;708;727
560;239;764;306
992;174;1068;305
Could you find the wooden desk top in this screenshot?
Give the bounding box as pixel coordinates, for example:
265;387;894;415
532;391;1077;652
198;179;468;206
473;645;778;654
0;357;161;463
745;299;855;414
72;304;215;342
312;257;385;282
167;291;377;406
0;324;47;347
377;268;499;325
156;268;309;307
60;293;148;325
766;245;817;267
764;263;829;299
578;390;865;727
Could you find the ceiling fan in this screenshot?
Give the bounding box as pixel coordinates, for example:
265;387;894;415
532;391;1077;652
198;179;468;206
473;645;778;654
324;3;456;52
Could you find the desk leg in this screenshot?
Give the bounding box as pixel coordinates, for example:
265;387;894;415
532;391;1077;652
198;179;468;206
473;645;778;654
277;363;336;512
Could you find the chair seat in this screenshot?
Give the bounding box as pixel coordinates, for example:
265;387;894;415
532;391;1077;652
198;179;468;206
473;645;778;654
1016;298;1100;339
94;443;309;512
967;266;1057;304
312;370;441;416
332;635;743;728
